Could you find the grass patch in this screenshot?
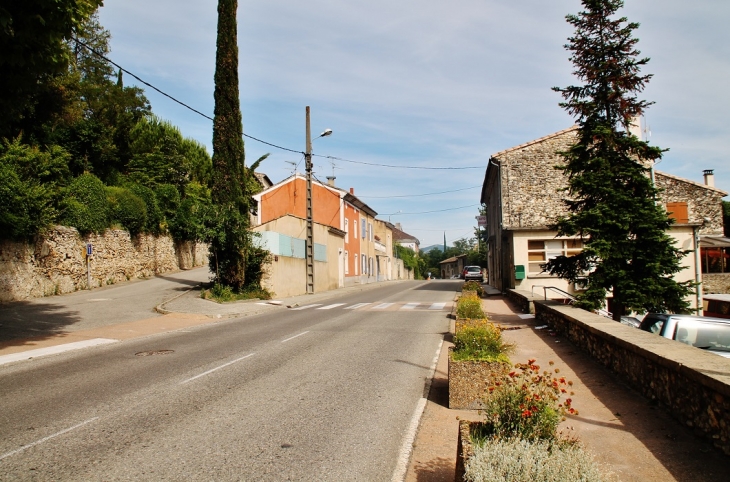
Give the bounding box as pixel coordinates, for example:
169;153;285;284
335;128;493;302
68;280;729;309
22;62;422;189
201;283;273;303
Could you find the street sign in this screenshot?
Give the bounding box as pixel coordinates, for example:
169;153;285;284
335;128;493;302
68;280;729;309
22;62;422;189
86;243;93;256
475;216;486;227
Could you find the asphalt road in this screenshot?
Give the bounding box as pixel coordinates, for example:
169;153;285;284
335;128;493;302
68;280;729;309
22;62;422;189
0;280;455;481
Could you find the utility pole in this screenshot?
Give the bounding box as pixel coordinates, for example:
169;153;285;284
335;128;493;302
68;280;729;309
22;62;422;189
305;106;314;294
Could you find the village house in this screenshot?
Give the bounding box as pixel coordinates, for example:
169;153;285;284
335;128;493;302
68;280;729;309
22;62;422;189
480;126;728;313
251;174;405;297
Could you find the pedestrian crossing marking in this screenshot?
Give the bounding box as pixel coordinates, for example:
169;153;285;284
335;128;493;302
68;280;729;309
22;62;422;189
291;304;322;311
345;303;371;310
373;303;395;309
429;303;446;310
401;303;419;310
318;303;346;310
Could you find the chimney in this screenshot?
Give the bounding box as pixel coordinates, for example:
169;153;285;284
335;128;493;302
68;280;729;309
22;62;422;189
703;169;715;187
349;187;354;194
395;222;403;231
327;176;336;187
628;115;642;139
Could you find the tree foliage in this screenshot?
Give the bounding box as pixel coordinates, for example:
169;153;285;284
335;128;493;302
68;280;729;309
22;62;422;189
546;0;692;318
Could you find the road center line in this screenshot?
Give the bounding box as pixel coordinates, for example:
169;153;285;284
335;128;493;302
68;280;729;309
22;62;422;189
281;331;309;343
181;353;255;384
0;417;99;461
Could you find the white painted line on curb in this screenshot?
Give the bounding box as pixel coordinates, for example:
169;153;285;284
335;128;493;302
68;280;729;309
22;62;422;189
391;339;443;482
181;353;255;384
345;303;371;310
318;303;346;310
0;338;118;367
281;331;309;343
0;417;99;461
290;304;322;311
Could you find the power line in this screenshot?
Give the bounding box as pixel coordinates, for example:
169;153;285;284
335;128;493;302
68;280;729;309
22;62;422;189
381;203;480;215
72;38;485;171
357;185;481;199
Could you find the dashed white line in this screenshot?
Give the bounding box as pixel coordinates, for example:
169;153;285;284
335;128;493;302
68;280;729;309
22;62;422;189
318;303;346;310
0;417;99;461
0;338;117;367
281;331;309;343
181;353;255;384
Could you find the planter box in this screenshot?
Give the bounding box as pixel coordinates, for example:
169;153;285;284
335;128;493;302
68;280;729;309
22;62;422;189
448;348;509;409
455;420;480;481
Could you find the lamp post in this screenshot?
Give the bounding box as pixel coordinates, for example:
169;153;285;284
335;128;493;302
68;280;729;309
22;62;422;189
388;210;402;224
304;106;332;294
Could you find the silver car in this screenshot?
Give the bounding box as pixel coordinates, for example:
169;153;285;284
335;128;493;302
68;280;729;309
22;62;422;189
639;313;730;358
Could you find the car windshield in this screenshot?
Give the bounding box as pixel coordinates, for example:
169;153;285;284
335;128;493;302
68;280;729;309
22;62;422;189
466;267;480;272
674;320;730;353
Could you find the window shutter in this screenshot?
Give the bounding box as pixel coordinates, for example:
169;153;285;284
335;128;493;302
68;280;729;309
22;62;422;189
666;202;689;224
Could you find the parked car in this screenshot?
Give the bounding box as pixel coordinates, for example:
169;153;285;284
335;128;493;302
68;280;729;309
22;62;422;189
462;266;484;282
639;313;730;358
619;316;641;328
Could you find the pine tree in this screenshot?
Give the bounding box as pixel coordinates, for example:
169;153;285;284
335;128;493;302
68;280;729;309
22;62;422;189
209;0;249;291
545;0;693;319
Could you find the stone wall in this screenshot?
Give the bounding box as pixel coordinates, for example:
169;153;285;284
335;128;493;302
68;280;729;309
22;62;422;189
534;300;730;455
655;171;726;235
704;273;730;294
0;226;208;302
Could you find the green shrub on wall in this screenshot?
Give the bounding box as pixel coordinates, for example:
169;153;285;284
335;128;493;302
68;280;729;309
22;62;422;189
59;173;109;234
106;186;147;236
126;183;161;234
155;183;181;227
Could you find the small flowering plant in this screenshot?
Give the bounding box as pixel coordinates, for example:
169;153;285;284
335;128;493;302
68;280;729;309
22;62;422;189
476;359;577;442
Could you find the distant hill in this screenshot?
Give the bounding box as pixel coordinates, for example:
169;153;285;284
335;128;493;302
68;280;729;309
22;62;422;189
420;244;450;254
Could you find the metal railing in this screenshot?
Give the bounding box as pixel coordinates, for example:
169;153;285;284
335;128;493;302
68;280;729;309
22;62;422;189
531;285;612;319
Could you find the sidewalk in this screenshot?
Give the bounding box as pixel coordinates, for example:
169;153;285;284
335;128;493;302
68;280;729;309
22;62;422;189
404;294;728;482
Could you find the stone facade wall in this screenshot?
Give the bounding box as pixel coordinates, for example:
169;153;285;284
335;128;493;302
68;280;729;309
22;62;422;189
0;226;208;302
704;273;730;294
655;172;726;235
534;300;730;455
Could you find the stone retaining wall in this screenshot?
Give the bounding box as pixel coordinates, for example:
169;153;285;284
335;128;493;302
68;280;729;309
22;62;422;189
0;226;208;302
704;273;730;294
505;289;535;314
534;300;730;455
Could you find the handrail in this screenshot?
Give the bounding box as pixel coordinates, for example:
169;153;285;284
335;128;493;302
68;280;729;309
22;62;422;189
531;284;612;319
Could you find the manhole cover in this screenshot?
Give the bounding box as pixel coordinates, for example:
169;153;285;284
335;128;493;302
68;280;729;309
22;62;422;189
135;350;174;357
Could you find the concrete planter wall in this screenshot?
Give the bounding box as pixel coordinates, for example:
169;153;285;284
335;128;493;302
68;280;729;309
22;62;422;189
455;419;479;481
448;347;509;409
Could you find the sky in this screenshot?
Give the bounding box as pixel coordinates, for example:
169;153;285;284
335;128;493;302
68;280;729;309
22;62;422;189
97;0;730;249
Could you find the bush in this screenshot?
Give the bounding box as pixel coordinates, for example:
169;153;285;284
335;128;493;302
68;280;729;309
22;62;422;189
59;173;109;234
452;324;512;362
465;437;614;482
126;183;162;234
106;186;147;235
476;360;576;442
155;183;180;228
463;280;485;297
456;291;485;319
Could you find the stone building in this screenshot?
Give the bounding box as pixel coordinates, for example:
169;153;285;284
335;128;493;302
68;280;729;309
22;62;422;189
480;126;728;312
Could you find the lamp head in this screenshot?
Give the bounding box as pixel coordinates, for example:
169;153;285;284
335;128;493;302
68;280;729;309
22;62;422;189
319;128;333;138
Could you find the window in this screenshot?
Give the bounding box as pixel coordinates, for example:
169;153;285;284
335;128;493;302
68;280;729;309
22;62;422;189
361;219;366;239
354;253;358;275
527;239;582;274
362;254;367;274
344;250;349;274
344;219;349;243
368;222;373;241
666;202;689;224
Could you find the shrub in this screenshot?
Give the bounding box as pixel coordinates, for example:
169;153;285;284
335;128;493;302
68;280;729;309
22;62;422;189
59;173;109;234
155;183;180;229
476;360;576;442
126;183;162;234
463;280;485;297
106;186;147;236
465;437;614;482
456;291;485;319
452;324;512;362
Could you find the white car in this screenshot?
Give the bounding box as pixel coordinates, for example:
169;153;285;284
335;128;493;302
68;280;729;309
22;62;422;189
639;313;730;358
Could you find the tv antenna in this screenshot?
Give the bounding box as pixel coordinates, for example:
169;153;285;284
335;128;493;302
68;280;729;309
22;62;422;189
285;160;298;176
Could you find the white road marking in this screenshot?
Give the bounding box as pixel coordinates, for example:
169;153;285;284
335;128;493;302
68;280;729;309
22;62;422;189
518;313;535;319
345;303;371;310
281;332;309;343
290;304;322;311
428;303;446;310
391;340;443;482
400;303;420;310
0;338;118;367
373;303;394;309
0;417;99;461
181;353;255;384
318;303;346;310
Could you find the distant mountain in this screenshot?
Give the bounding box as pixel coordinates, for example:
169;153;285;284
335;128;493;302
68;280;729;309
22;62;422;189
420;244;450;254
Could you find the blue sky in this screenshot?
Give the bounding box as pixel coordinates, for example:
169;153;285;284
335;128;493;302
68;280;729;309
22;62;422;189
98;0;730;248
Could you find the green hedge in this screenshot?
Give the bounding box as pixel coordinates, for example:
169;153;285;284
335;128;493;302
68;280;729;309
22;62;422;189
106;186;147;236
59;173;109;234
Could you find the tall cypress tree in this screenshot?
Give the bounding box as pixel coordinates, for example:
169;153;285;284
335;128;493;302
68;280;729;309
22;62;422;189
210;0;248;290
545;0;693;319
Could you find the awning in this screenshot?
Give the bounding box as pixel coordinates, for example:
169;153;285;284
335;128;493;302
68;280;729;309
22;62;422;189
700;235;730;248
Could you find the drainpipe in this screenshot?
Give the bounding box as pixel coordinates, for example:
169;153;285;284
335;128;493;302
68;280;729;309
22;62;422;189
693;224;703;314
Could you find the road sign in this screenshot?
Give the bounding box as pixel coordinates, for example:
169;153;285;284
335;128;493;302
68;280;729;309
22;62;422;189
86;243;93;256
475;216;486;227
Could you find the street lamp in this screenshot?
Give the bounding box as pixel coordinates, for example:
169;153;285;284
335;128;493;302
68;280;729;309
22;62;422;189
304;106;332;294
388;210;402;223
